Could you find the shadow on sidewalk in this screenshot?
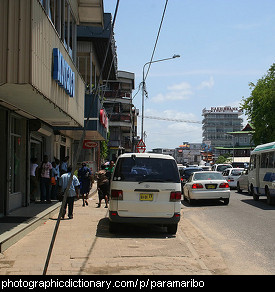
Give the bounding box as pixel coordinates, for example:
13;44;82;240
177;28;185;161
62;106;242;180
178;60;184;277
95;217;174;239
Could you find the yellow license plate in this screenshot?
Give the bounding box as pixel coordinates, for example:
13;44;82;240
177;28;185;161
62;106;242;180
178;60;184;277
206;184;216;189
140;194;153;201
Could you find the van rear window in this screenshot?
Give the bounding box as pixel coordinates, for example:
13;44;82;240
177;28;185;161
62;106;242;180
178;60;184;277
113;157;180;183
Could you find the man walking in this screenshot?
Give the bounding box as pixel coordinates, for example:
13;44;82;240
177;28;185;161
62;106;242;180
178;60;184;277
59;165;80;219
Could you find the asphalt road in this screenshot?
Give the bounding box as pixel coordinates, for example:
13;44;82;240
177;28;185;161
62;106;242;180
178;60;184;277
182;189;275;274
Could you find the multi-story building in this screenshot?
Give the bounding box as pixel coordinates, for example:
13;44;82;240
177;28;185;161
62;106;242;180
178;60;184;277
103;71;136;161
202;106;243;158
174;143;202;165
0;0;110;215
215;123;255;162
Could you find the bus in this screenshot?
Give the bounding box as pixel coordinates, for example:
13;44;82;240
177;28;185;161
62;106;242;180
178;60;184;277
248;142;275;205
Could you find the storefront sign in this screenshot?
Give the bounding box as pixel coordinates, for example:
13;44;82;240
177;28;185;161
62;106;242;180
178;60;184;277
83;140;98;149
53;48;75;97
100;109;108;129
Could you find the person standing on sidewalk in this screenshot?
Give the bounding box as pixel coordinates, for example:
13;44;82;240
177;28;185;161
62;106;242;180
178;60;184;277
96;164;110;208
39;155;52;203
78;162;93;207
59;165;80;219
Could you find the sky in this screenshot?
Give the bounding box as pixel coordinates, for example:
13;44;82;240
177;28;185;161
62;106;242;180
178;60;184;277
103;0;275;151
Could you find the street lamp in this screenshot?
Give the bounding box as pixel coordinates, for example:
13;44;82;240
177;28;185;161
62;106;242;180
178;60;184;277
141;54;180;141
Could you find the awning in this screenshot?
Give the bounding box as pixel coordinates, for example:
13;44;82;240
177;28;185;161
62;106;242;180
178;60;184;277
78;0;104;26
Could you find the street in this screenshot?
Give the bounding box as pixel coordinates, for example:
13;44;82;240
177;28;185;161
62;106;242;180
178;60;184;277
183;189;275;274
0;190;274;275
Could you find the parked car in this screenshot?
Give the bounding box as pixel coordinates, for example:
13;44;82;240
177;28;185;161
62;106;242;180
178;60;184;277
236;169;249;193
222;168;244;189
180;167;203;187
183;171;230;205
211;164;232;172
109;153;182;234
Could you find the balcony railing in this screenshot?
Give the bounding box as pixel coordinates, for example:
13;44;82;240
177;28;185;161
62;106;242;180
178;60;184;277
109;113;131;123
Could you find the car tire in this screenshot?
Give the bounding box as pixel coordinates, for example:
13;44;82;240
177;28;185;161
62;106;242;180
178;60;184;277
223;198;229;205
251;185;259;201
266;187;274;206
237;182;242;193
167;224;178;235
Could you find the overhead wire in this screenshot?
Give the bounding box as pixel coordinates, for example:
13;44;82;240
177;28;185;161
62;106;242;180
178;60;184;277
132;0;169;100
144;0;169;82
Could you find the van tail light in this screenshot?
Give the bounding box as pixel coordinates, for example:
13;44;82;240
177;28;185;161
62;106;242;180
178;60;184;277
219;182;229;188
170;191;182;201
192;183;203;189
111;189;123;200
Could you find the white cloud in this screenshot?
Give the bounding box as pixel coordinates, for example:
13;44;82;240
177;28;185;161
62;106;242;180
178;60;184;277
198;76;214;90
151;81;193;103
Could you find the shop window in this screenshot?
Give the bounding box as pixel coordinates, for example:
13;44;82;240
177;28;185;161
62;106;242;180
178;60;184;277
9;117;23;194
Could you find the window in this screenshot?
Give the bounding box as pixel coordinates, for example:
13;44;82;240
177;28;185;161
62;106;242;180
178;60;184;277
249;155;256;170
267;152;275;168
39;0;76;61
9;117;23;193
261;153;267;168
113;157;180;183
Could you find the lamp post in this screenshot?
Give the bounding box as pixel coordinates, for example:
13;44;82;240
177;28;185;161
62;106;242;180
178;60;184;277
141;54;180;141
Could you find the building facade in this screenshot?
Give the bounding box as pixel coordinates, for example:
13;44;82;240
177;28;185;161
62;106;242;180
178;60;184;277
174;143;202;165
104;71;137;161
0;0;106;215
202;106;243;158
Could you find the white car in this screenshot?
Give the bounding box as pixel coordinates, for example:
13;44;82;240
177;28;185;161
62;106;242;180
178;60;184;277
222;168;244;189
211;164;232;172
183;171;230;205
236;169;249;193
109;153;182;235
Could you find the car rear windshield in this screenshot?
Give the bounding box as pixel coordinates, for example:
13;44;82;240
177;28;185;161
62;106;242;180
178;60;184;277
193;172;223;181
231;170;243;176
217;165;232;172
113;157;180;183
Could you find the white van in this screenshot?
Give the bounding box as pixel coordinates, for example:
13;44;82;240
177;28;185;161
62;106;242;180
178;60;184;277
109;153;182;234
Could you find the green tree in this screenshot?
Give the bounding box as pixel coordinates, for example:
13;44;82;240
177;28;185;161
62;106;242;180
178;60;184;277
216;154;231;164
241;63;275;145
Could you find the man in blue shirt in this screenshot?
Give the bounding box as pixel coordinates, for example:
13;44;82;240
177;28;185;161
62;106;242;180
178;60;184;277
59;165;80;219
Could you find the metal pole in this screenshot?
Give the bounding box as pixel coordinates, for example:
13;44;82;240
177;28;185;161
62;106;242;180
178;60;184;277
141;55;180;141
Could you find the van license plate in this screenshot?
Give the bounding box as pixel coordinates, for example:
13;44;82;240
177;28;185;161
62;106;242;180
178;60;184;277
140;194;153;201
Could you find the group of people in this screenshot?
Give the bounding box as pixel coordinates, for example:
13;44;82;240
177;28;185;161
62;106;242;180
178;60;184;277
30;155;70;203
30;155;94;219
30;155;115;219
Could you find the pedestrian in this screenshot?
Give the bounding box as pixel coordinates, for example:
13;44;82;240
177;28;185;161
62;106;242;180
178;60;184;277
50;161;59;200
78;162;93;206
30;157;39;202
96;164;110;208
60;156;69;175
59;165;80;219
39;155;52;203
105;160;115;182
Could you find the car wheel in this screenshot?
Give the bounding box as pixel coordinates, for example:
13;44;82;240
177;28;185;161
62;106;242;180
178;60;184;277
266;187;274;206
251;185;259;201
223;198;229;205
188;193;194;205
237;182;242;193
167;224;178;235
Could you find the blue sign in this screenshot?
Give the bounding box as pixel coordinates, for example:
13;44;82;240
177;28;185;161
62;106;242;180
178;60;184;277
53;48;75;97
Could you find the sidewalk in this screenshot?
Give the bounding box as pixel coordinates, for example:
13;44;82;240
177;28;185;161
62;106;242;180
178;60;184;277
0;183;98;253
0;181;229;275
